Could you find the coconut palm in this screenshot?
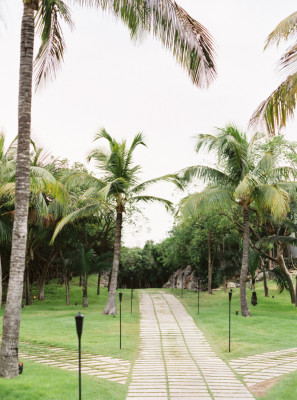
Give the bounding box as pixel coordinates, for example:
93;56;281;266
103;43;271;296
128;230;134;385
52;129;181;315
179;125;293;317
1;1;216;377
250;11;297;134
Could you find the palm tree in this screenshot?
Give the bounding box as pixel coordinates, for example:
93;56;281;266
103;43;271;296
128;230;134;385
179;125;292;317
1;1;216;377
250;11;297;134
52;129;181;314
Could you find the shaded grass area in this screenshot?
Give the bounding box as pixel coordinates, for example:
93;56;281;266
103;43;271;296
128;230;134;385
1;275;140;361
0;276;140;400
0;362;126;400
172;284;297;361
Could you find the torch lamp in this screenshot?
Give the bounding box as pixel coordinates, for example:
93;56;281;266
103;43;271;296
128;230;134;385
75;312;84;400
119;292;123;349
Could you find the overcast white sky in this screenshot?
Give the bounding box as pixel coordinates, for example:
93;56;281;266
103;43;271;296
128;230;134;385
1;0;297;247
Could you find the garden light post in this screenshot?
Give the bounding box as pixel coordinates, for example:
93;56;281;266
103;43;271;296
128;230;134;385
229;289;232;353
75;312;84;400
119;292;123;349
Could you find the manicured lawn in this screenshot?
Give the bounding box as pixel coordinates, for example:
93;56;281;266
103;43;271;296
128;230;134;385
173;283;297;361
0;362;126;400
0;276;140;399
171;283;297;399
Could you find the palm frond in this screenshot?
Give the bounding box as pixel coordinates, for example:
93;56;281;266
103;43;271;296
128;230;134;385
265;11;297;48
234;173;258;202
179;164;231;185
249;73;297;134
34;0;74;88
253;184;290;221
131;195;174;212
131;173;184;194
97;0;216;87
50;201;102;243
179;186;233;218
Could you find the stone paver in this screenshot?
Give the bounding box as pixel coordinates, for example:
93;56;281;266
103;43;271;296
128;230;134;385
229;347;297;387
18;341;130;384
127;293;255;400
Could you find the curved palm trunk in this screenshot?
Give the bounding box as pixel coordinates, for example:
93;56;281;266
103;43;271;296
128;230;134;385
0;3;35;378
38;262;50;301
240;206;251;317
103;211;122;315
0;255;2;309
277;243;295;304
82;274;88;307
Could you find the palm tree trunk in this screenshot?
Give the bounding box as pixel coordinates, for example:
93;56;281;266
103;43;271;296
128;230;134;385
0;255;2;309
295;275;297;308
240;206;251;317
65;273;70;306
97;272;101;295
208;231;212;293
25;267;32;306
103;211;122;315
38;262;50;301
263;265;269;298
82;274;88;307
277;243;295;304
0;2;35;378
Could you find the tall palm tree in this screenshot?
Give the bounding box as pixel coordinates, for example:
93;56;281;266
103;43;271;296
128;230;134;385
52;129;181;314
179;125;292;317
250;11;297;134
1;1;217;378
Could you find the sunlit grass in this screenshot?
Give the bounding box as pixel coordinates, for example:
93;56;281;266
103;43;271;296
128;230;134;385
0;276;139;399
172;283;297;361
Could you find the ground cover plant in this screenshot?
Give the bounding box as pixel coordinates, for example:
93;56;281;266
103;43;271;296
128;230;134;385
0;275;140;399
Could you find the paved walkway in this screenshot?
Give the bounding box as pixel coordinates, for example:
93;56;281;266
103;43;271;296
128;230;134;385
19;341;130;384
127;293;255;400
229;347;297;387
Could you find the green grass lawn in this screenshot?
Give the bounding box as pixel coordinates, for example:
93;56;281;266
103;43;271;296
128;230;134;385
172;283;297;399
2;278;297;399
174;284;297;360
0;275;139;399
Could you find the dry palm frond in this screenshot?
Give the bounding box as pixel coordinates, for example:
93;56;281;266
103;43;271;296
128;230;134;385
265;11;297;48
34;0;74;88
98;0;217;87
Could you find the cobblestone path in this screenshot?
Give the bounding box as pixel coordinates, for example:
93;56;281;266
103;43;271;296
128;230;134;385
127;293;255;400
229;347;297;387
19;341;130;384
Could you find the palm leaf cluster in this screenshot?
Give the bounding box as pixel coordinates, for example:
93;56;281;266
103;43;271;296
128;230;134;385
34;0;216;88
250;11;297;134
179;125;294;222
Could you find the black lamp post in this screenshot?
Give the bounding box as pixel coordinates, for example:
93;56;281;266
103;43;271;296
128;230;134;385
130;277;133;314
75;312;84;400
198;279;200;315
119;292;123;349
181;272;184;298
228;289;232;353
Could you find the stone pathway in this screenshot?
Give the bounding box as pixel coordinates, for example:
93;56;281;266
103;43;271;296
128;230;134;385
229;347;297;387
127;293;255;400
19;341;130;384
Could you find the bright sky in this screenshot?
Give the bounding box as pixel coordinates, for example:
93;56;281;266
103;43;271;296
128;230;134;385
1;0;297;247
